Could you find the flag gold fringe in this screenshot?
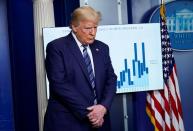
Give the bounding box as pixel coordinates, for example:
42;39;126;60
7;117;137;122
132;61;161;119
146;106;159;131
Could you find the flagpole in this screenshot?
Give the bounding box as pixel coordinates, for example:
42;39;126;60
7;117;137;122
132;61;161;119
161;0;164;5
117;0;123;25
117;0;129;131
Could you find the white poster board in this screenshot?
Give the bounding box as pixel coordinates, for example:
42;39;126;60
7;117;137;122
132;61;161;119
43;23;163;94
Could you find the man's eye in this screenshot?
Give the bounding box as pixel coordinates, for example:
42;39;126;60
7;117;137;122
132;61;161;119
85;27;92;30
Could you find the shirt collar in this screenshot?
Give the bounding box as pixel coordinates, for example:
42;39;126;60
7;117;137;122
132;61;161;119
72;32;83;49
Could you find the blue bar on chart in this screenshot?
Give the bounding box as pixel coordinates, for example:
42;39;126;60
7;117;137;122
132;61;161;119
116;42;149;93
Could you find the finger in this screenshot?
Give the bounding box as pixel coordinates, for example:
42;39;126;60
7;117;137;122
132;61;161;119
87;106;94;111
87;111;99;119
88;114;98;123
91;118;100;125
91;118;104;128
87;112;95;119
92;120;103;128
88;116;96;122
98;118;104;126
92;121;100;128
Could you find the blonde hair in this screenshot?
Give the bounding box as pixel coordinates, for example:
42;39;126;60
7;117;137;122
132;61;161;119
70;6;101;28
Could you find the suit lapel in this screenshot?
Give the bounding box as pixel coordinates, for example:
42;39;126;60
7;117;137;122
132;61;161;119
66;33;91;85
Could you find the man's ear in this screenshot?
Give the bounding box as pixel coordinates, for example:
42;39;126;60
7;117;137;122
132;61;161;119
71;24;77;33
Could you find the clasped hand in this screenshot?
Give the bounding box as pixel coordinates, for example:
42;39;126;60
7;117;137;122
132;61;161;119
87;104;107;128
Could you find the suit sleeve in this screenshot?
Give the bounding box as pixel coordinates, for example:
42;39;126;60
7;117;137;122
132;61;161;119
45;42;89;120
100;45;117;111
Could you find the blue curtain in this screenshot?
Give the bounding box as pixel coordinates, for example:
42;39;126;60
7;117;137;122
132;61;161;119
0;0;15;130
7;0;39;131
54;0;80;27
127;0;133;23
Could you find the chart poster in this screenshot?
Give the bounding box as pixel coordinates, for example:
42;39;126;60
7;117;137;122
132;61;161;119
43;23;163;94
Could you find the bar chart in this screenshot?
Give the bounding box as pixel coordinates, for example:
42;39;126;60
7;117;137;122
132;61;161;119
116;42;149;93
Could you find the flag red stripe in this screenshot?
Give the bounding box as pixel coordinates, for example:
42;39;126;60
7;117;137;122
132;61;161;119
165;123;171;131
163;85;171;130
169;73;179;122
173;65;183;117
150;92;165;119
160;89;170;114
146;94;163;130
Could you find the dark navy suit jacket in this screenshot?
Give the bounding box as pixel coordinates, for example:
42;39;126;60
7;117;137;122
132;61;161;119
44;33;117;131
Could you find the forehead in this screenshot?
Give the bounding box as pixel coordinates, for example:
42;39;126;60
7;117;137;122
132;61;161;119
79;20;98;27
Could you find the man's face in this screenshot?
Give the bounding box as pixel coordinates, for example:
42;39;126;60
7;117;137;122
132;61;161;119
72;20;98;45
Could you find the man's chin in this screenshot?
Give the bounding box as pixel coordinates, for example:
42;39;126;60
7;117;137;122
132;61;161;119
86;40;95;44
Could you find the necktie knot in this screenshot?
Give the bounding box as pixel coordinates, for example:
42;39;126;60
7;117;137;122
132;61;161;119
82;44;88;49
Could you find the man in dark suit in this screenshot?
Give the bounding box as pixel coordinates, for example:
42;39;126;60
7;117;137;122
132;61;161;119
44;6;117;131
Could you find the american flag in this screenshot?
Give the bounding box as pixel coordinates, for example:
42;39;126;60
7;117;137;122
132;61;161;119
146;3;185;131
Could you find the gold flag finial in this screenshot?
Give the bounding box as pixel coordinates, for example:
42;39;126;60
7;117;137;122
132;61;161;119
160;0;166;21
